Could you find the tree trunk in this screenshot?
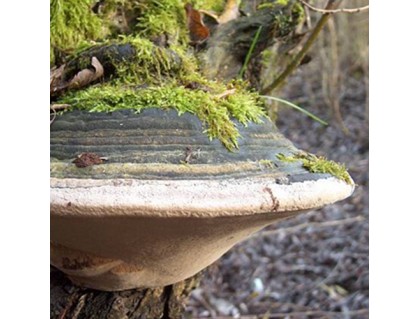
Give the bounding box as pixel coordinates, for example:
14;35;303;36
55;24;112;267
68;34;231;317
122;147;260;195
50;267;201;319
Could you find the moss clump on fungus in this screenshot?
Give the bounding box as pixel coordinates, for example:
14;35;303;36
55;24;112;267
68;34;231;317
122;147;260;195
59;81;267;151
277;153;353;184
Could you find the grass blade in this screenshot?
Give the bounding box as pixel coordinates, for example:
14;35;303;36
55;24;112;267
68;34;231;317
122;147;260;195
260;95;328;126
238;26;263;79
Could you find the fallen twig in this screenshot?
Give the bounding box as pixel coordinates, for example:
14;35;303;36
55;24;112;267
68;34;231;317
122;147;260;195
50;107;57;125
50;103;71;111
50;104;71;125
215;89;236;99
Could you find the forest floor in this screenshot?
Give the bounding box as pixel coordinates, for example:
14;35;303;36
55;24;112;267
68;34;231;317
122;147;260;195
185;65;369;319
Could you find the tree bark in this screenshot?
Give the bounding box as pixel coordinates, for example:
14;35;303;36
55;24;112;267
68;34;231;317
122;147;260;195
50;267;201;319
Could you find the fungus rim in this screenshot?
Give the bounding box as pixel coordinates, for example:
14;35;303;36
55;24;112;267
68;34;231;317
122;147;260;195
50;176;355;218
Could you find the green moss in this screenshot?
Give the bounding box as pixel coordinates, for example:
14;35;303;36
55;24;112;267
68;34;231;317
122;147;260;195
50;0;192;65
50;0;106;64
273;2;305;36
277;153;353;184
136;0;188;45
115;36;179;83
261;48;274;67
291;2;305;25
59;81;267;151
192;0;227;12
258;0;289;10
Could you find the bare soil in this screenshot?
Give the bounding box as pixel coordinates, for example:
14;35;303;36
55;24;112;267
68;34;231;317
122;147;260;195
186;66;369;318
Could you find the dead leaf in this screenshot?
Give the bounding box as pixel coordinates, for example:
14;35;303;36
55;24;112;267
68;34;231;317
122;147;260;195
200;0;240;25
218;0;240;24
91;56;104;77
199;9;219;22
68;56;104;90
72;152;105;168
50;64;65;86
50;64;66;95
185;3;210;44
50;103;71;111
50;103;71;125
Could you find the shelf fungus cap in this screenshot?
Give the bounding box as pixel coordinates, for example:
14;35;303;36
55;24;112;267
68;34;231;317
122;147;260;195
50;109;354;291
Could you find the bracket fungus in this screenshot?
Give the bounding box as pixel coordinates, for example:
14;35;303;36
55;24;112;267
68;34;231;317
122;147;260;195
50;108;354;291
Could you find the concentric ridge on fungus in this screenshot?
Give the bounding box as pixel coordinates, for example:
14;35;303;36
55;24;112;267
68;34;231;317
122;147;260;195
59;81;267;151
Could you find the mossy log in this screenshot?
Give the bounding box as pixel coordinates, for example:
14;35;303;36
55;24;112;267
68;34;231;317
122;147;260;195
51;0;304;93
50;267;201;319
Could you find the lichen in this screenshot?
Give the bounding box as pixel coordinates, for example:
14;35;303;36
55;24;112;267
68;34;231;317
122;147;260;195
276;153;353;184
